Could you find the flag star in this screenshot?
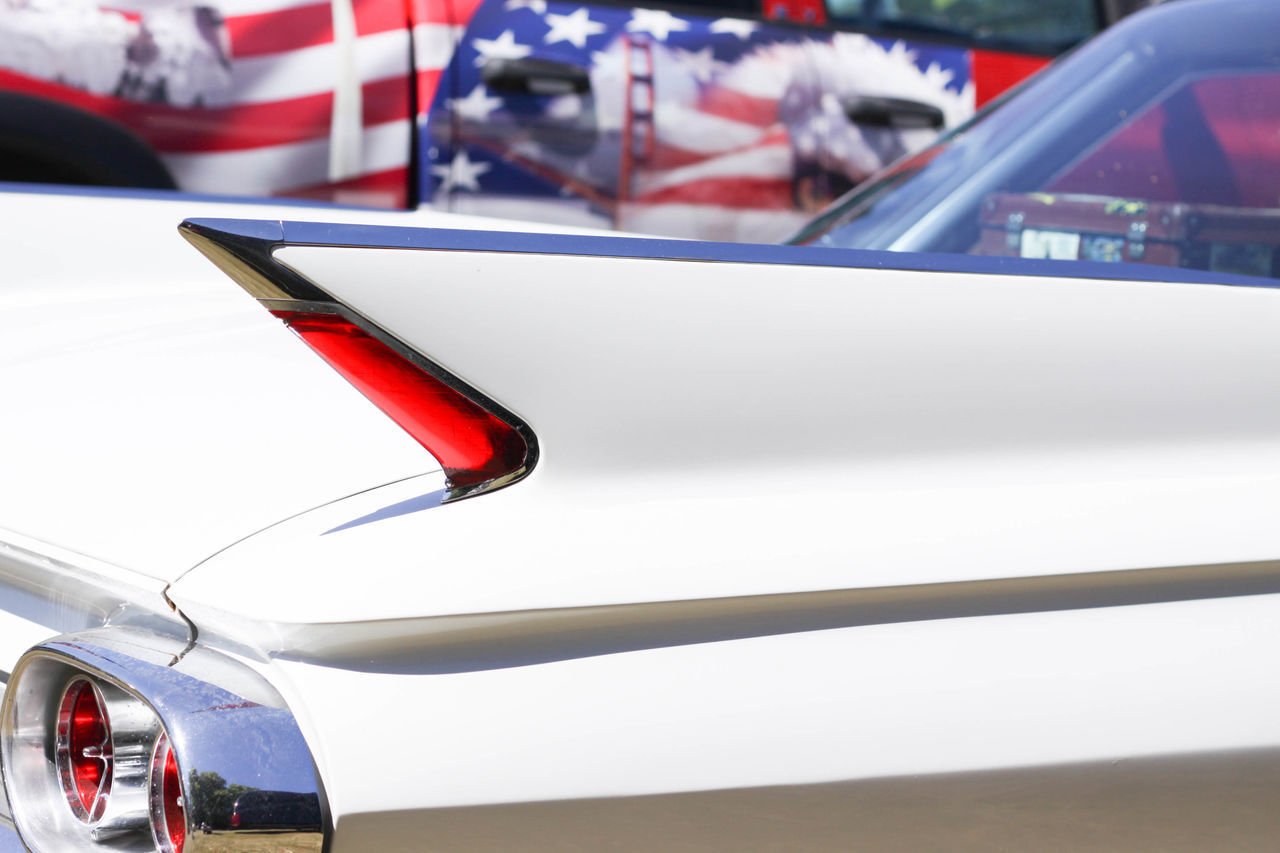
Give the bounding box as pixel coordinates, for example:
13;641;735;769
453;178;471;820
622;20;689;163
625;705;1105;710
672;45;721;83
504;0;546;12
544;7;606;49
431;150;492;192
449;85;503;122
709;17;756;39
626;8;688;41
472;30;532;66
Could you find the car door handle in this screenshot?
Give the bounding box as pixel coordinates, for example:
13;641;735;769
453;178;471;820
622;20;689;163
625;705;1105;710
842;95;945;130
482;58;592;96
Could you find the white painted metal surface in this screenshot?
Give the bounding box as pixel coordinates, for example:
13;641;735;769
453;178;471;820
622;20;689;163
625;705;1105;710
265;592;1280;825
0;191;589;581
154;234;1280;843
167;245;1280;626
6;186;1280;850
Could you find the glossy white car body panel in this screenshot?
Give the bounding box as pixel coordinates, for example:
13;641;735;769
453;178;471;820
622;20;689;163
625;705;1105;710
271;593;1280;841
157;219;1280;850
0;189;600;584
5;186;1280;851
169;242;1280;629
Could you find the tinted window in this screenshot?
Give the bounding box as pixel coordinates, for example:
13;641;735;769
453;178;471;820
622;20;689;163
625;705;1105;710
1047;73;1280;209
796;0;1280;283
826;0;1100;51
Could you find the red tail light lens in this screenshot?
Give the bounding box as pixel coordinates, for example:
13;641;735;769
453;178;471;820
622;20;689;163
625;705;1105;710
149;734;185;853
272;311;528;490
56;679;112;823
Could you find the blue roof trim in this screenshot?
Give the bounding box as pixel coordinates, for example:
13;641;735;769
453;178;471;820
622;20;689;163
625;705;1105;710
184;217;1280;290
0;181;381;211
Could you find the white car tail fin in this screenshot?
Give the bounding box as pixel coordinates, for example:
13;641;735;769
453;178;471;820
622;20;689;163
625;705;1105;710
179;218;536;502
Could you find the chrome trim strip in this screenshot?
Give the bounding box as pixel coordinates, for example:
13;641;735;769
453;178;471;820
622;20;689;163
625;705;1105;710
178;220;540;503
2;629;325;853
181;216;1280;290
0;531;186;642
179;220;327;303
237;556;1280;674
334;747;1280;850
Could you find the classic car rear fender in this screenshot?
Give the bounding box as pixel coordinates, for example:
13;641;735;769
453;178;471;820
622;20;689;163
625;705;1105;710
171;218;1280;629
7;213;1280;850
268;593;1280;851
153;221;1280;849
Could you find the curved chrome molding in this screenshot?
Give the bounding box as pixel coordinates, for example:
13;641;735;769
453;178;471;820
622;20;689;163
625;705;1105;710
177;556;1280;675
178;219;539;504
0;529;187;642
2;628;325;853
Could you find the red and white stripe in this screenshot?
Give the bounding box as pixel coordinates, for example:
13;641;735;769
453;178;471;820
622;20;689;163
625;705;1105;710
3;0;428;207
628;74;795;215
634;135;795;211
409;0;484;116
202;0;416;205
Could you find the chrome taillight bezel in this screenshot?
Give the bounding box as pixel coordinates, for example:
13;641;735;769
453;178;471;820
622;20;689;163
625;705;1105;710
3;655;162;848
1;629;326;853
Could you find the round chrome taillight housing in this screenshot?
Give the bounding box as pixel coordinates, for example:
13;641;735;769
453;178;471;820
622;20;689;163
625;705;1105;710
2;652;162;849
149;733;186;853
2;631;326;852
55;678;113;823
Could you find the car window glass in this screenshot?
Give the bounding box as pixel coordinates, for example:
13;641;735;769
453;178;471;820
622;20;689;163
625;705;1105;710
599;0;761;13
1047;72;1280;209
975;69;1280;279
827;0;1100;52
801;60;1280;283
826;0;866;16
674;0;762;13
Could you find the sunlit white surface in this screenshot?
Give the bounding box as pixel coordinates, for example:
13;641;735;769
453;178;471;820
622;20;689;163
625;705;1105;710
170;245;1280;626
265;591;1280;825
7;186;1280;851
0;190;597;581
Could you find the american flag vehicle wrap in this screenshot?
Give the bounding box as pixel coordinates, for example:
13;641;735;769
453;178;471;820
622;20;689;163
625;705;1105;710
0;0;422;206
0;0;1050;239
427;0;1000;241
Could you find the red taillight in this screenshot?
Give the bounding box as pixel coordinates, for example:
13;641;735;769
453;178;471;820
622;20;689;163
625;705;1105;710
272;311;527;490
149;733;185;853
56;679;112;823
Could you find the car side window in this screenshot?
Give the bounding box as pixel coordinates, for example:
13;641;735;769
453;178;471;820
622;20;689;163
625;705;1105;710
675;0;763;11
1048;72;1280;210
828;0;1101;52
969;70;1280;280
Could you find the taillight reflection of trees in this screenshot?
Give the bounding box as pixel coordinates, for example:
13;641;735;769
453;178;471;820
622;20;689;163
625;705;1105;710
186;770;255;830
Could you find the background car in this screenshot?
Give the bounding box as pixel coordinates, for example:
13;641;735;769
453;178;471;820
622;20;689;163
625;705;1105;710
0;0;1148;240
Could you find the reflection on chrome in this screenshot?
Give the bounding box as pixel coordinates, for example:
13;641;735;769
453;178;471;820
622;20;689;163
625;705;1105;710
0;628;325;853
